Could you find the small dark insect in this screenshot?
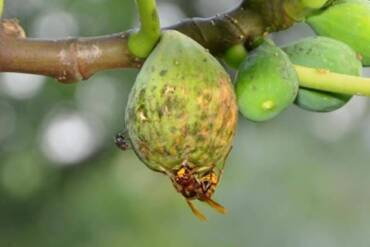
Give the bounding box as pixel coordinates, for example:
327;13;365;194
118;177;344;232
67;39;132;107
114;131;131;151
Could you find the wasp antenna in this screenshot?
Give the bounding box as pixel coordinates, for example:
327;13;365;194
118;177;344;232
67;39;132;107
205;198;227;215
186;200;208;221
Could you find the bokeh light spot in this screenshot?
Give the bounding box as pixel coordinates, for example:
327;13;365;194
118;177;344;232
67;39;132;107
0;73;45;100
41;112;100;166
31;11;79;38
158;2;186;27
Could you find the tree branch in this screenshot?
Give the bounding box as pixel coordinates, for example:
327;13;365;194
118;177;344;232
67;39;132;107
0;20;142;83
0;1;294;83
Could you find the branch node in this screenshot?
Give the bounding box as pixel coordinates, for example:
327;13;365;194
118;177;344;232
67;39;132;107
0;19;26;39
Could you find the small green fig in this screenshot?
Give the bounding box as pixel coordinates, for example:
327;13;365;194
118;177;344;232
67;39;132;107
223;44;248;69
307;0;370;65
125;30;238;220
235;39;299;122
283;36;362;112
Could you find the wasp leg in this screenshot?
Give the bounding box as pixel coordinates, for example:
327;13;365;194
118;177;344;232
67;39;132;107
204;198;227;215
214;147;231;182
193;166;213;174
156;165;172;177
186;199;208;221
114;131;131;151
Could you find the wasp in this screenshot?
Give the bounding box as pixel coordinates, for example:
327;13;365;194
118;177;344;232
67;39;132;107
167;161;226;221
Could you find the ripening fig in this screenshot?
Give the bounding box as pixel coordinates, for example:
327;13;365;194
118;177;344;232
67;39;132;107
123;30;238;220
235;39;299;122
307;0;370;65
283;36;362;112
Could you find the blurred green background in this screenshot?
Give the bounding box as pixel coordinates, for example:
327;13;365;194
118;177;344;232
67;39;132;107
1;0;370;246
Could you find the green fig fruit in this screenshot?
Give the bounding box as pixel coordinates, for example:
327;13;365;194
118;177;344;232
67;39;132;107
283;36;362;112
235;39;299;122
284;0;329;20
223;44;248;69
306;0;370;65
125;30;238;220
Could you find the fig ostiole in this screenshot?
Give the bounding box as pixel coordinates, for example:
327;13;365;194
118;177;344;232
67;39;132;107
123;30;238;220
235;39;299;122
283;36;362;112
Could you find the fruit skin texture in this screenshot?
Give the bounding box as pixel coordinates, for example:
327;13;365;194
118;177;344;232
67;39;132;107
235;40;299;122
307;0;370;65
283;36;362;112
125;30;238;174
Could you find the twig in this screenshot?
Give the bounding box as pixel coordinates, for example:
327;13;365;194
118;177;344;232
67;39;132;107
128;0;161;58
295;65;370;96
0;2;272;83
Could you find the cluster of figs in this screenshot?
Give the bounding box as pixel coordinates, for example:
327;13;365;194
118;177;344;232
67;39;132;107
115;0;370;220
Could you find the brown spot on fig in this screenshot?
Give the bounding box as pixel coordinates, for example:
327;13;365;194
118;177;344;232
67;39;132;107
160;70;168;76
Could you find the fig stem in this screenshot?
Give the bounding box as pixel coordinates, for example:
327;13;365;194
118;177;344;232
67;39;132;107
295;65;370;96
128;0;161;58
